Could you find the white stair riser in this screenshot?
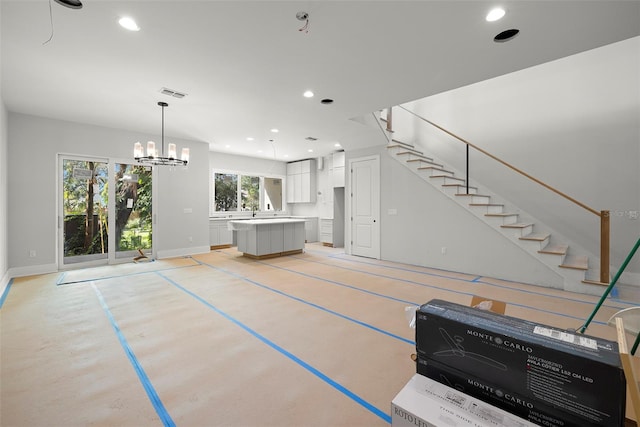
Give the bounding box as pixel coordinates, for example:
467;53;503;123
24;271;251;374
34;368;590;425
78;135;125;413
470;204;504;214
442;186;477;196
538;252;567;265
399;152;433;162
418;168;453;177
486;215;519;225
432;176;465;185
387;146;416;156
408;160;443;169
519;238;550;251
502;225;534;237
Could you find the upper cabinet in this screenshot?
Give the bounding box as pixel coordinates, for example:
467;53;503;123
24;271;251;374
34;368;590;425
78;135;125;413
332;151;345;188
286;159;317;203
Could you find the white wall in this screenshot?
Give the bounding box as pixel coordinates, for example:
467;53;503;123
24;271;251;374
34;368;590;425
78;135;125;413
7;113;210;275
394;37;640;282
0;83;8;291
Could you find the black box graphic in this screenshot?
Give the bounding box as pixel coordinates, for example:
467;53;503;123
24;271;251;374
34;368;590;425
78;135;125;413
415;299;626;427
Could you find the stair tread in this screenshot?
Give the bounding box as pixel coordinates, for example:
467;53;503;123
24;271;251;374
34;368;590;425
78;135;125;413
582;279;609;286
485;213;518;217
417;166;450;173
391;139;414;148
560;255;588;270
430;175;464;181
396;151;429;158
501;223;534;228
539;244;569;255
442;184;478;189
387;144;419;153
519;233;550;241
469;203;503;207
455;194;490;198
407;158;440;164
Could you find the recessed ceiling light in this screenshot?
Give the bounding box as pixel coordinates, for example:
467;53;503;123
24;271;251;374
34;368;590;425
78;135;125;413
303;90;314;98
494;28;520;42
225;145;231;148
271;128;279;133
119;17;140;31
334;143;341;147
257;150;263;153
308;149;313;153
486;8;506;22
246;137;254;141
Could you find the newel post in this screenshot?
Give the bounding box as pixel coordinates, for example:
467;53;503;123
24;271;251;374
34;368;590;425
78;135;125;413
386;107;393;133
600;210;610;283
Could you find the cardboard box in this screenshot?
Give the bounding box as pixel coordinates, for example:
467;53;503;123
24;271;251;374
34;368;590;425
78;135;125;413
415;299;626;427
392;373;536;427
417;356;599;427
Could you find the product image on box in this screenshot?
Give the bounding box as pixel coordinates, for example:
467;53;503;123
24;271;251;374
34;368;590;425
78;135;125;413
434;327;507;371
415;299;626;427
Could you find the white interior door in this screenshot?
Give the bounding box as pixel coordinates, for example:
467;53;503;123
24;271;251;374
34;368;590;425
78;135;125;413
350;155;380;259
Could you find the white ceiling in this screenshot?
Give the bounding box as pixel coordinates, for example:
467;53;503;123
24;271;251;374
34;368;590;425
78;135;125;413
2;0;639;162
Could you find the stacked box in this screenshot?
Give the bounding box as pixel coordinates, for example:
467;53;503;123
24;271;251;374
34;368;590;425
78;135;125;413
392;373;537;427
415;299;626;427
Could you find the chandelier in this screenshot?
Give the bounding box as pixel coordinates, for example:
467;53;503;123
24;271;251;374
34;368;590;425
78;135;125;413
134;102;189;167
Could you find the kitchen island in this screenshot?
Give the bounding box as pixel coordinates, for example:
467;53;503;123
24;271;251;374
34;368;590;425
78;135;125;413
228;218;306;259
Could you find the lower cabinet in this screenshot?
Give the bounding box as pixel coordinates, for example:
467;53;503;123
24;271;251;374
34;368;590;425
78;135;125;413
320;218;333;247
209;219;233;248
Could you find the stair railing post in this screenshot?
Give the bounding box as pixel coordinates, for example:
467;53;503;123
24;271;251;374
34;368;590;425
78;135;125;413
601;210;610;283
386;107;393;133
466;144;470;194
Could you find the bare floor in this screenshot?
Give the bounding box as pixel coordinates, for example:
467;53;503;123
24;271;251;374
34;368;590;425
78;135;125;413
1;244;638;426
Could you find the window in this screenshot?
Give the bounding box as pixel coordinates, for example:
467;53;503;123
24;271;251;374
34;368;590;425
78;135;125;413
214;173;238;211
212;172;283;214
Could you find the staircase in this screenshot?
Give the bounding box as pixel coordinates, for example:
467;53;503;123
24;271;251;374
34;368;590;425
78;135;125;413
385;138;609;295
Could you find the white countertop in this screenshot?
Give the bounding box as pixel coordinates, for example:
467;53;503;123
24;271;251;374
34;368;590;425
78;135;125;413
228;218;306;225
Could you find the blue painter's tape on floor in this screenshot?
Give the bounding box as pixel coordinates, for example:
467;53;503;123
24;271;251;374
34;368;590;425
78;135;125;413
0;278;14;309
158;272;392;424
197;259;415;346
92;283;176;427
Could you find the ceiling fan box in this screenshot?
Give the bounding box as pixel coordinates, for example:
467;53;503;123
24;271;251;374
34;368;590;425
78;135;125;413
415;299;626;427
417;356;595;427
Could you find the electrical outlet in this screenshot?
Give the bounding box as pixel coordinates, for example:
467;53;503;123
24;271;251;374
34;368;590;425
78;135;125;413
29;250;36;258
441;247;447;255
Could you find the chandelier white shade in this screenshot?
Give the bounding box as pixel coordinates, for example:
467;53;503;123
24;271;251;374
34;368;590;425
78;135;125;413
134;102;189;166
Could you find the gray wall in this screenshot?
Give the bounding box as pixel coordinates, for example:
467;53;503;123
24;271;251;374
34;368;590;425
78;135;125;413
7;113;209;275
393;36;639;282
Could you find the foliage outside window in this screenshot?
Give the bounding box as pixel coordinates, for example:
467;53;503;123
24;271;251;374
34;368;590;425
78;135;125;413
213;172;282;214
241;175;260;211
214;173;238;211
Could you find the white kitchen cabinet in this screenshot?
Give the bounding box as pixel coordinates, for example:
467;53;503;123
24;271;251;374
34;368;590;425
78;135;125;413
209;219;233;249
286;159;316;203
320;218;333;246
332;151;345;188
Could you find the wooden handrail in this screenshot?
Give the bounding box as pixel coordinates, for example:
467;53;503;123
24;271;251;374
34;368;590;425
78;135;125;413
398;105;609;282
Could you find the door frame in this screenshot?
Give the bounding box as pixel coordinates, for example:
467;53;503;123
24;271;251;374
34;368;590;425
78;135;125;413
346;154;380;259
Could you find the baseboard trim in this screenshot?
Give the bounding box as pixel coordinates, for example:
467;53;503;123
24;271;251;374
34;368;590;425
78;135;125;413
7;263;58;279
156;246;210;259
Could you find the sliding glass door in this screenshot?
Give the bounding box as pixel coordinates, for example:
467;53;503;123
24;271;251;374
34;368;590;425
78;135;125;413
60;157;109;266
114;163;152;260
59;156;153;268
